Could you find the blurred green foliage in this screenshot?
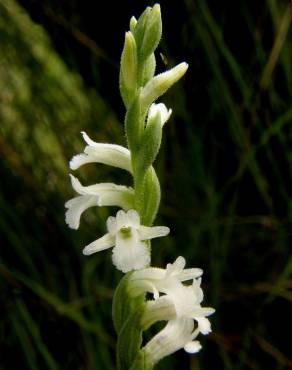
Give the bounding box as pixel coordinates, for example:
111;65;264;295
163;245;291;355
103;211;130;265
0;0;292;369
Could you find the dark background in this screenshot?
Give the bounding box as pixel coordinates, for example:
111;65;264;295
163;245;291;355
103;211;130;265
1;0;292;369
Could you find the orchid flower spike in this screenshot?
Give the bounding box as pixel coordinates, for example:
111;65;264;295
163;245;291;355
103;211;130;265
83;209;170;273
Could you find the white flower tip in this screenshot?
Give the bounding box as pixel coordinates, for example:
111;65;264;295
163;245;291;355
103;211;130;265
81;131;96;146
179;62;189;72
69;173;78;188
148;103;172;126
82;246;93;256
197;317;212;335
174;256;186;268
69;155;80;170
184;341;202;354
64;207;79;230
162;226;170;236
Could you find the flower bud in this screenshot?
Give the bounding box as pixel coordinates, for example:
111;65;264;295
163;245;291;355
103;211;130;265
141;62;188;110
139;4;162;60
130;16;137;32
120;31;138;106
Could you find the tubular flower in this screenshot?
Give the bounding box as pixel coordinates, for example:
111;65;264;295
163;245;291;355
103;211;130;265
128;257;214;360
143;317;202;366
65;175;135;229
69;131;132;173
129;256;203;298
83;209;170;273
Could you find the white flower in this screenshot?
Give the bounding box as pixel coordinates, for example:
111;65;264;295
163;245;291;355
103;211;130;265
69;132;132;173
163;278;214;335
82;209;170;273
65;175;135;229
129;256;203;298
129;257;214;359
148;103;172;127
143;318;202;365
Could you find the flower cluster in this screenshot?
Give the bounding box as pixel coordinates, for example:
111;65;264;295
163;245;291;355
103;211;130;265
129;256;215;364
65;4;214;368
65;130;170;273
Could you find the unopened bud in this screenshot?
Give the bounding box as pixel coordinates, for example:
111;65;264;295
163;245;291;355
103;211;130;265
141;62;188;109
139;4;162;59
120;31;138;105
130;16;137;33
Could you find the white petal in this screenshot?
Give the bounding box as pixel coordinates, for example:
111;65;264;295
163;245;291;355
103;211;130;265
97;189;134;210
69;176;134;210
81;131;99;146
65;195;98;229
126;209;140;228
166;256;186;277
69;153;93;170
69;174;87;194
128;279;161;298
171;256;186;271
192;278;204;303
143;318;194;365
196;317;212;335
106;216;117;235
130;267;166;282
82;233;115;255
84;144;132;172
184;340;202;354
70;132;132;172
115;210;128;229
178;268;203;281
149;103;172;126
139;225;170;240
